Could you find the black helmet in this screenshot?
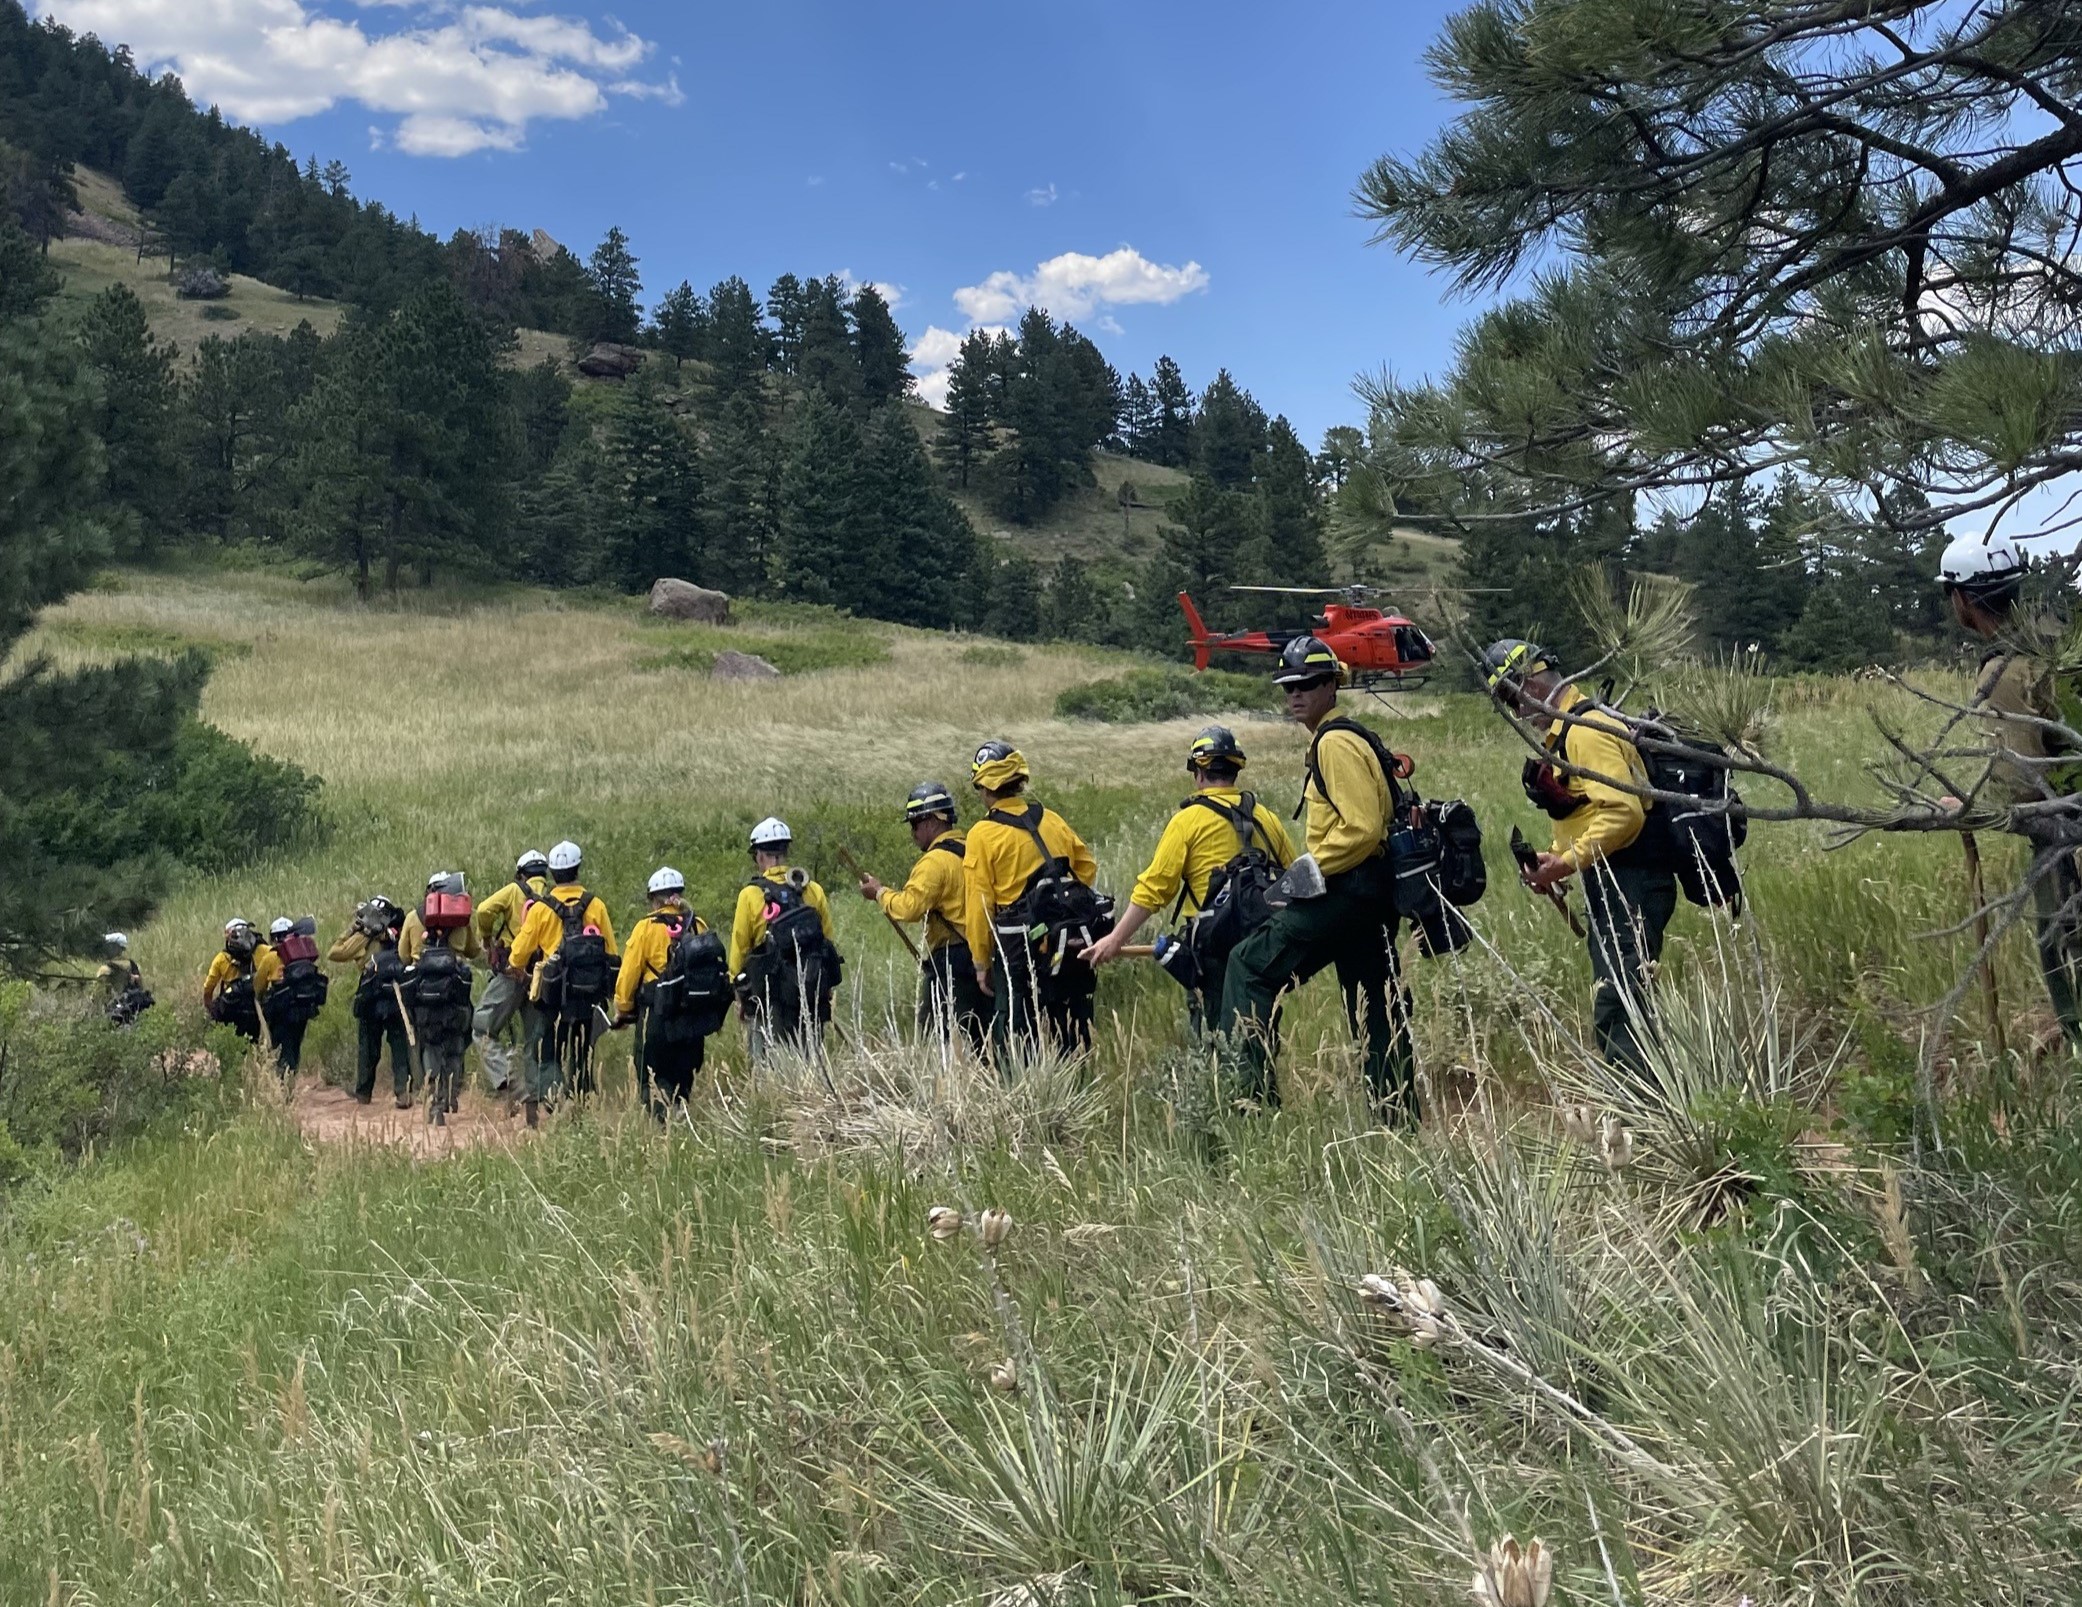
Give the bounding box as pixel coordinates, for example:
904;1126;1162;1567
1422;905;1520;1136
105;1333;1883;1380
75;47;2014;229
1272;635;1342;688
904;781;958;824
1187;725;1246;772
1481;638;1556;697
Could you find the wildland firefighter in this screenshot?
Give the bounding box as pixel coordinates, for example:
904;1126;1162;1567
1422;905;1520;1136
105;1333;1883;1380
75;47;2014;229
1484;638;1679;1076
614;866;730;1118
96;932;153;1028
731;818;842;1058
963;740;1110;1060
1937;535;2082;1044
203;918;279;1045
1216;639;1416;1122
506;839;618;1126
400;872;477;1125
472;848;549;1097
331;896;414;1106
857;782;990;1055
262;915;327;1077
1084;726;1294;1028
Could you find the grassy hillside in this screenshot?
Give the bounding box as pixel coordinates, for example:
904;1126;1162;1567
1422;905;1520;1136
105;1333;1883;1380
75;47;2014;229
3;570;2076;1601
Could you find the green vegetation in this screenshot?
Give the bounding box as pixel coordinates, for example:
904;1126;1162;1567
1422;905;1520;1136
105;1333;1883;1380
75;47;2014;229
0;565;2073;1603
637;626;892;678
1054;667;1270;723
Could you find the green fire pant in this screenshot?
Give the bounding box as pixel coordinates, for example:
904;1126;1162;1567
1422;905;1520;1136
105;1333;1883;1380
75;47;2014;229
921;940;990;1057
2033;849;2082;1044
523;1002;601;1103
1581;859;1679;1077
355;1013;413;1101
1217;857;1414;1122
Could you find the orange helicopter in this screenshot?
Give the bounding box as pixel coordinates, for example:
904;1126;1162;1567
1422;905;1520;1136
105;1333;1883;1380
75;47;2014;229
1179;585;1440;690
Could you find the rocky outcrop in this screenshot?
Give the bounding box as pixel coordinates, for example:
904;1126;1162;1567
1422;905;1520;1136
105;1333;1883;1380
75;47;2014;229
648;579;732;624
577;341;646;379
711;651;781;682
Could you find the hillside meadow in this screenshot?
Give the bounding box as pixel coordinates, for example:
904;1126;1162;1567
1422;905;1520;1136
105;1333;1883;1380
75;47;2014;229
5;569;2080;1605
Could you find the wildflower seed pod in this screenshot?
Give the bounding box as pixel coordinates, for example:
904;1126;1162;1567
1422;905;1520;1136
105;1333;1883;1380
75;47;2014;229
1598;1114;1635;1171
702;1439;726;1477
989;1358;1019;1394
1358;1273;1399;1306
927;1205;963;1242
979;1207;1013;1250
1474;1535;1552;1607
1559;1103;1598;1146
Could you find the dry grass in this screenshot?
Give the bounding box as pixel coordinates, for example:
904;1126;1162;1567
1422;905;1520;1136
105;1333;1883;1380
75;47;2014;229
7;569;2082;1603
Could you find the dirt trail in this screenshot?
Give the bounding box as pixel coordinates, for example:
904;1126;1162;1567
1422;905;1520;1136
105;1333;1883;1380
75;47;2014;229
286;1078;536;1159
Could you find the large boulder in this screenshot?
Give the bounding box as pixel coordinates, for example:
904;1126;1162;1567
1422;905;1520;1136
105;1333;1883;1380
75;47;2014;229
711;651;781;682
648;578;732;624
577;341;647;379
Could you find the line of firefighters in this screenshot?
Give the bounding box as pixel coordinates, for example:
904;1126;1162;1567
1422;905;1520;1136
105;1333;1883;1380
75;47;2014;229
102;533;2078;1125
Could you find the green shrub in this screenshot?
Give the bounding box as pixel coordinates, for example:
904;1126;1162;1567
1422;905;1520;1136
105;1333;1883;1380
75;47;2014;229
0;983;239;1191
199;304;242;322
638;631;890;677
958;643;1026;668
1054;666;1269;723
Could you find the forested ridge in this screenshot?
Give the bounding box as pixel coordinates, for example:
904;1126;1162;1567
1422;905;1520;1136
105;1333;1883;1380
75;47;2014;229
0;0;1359;652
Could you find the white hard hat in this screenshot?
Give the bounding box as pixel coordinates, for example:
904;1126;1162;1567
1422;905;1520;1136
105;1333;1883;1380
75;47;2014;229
548;840;582;873
426;870;452;890
1938;533;2030;588
269;917;293;939
224;917;253;936
104;932;128;950
647;865;686;895
516;848;549;873
749;816;793;850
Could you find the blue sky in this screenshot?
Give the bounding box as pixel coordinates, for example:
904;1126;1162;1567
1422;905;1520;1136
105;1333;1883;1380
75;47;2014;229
39;0;1480;444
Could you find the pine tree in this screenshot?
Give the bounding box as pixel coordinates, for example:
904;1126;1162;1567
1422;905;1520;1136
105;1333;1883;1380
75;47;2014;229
701;388;778;596
1119;373;1157;458
1358;2;2082;540
798;275;860;406
979;546;1042;642
1255;416;1327;585
850;284;911;406
1041;555;1102;641
705;276;768;399
1314;425;1363;490
773;392;864;606
766;274;807;373
178;331;288;544
587;225;642;344
854;406;977;626
935;329;996;489
1162;476;1254;606
596;369;704;591
651;280;703;368
75;283;176;551
1193;369;1265;491
1147;355;1194;468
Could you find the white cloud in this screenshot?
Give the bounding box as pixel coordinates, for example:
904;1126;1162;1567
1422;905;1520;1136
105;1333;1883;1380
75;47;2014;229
1025;182;1058;207
952;170;967;182
835;269;904;310
953;247;1209;323
33;0;680;155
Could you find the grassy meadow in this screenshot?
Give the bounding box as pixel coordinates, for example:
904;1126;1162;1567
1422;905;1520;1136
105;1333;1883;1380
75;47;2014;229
5;568;2081;1604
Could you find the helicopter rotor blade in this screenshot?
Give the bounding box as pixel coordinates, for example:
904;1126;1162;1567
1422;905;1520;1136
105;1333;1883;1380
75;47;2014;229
1227;585;1344;595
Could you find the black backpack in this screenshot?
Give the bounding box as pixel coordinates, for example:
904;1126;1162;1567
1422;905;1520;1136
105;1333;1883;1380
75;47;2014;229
107;961;154;1028
1001;804;1114;974
1181;793;1281;968
648;913;732;1042
749;873;841;1021
1633;709;1748;911
274;956;330;1026
353;943;406;1024
405;943;474;1036
541;888;612;1020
